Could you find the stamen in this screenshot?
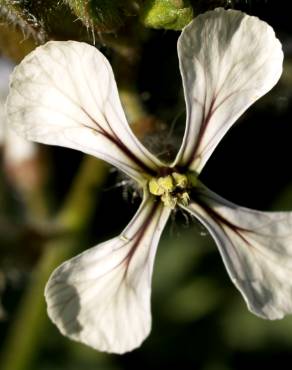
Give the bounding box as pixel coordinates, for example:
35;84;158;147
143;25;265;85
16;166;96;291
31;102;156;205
148;171;197;209
149;175;174;196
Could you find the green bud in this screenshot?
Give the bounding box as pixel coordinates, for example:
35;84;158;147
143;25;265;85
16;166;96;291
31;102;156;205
140;0;193;30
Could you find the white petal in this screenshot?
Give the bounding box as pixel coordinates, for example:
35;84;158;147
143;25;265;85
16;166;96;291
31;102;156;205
7;41;163;183
181;185;292;319
45;195;170;354
173;8;283;173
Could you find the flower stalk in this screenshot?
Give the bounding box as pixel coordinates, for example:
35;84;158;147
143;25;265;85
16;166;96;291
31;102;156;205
0;156;108;370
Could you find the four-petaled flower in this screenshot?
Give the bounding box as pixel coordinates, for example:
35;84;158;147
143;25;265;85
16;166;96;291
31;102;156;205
7;8;291;354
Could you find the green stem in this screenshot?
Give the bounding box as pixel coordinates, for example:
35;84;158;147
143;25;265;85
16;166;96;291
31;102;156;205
57;157;108;232
0;157;108;370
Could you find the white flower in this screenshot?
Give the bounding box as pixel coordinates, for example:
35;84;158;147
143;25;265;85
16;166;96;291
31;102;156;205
6;8;289;354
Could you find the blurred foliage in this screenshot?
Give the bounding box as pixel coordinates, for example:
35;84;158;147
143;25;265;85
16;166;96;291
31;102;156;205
1;1;292;370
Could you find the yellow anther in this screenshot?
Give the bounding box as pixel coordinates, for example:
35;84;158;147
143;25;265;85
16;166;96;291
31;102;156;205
161;193;177;209
149;175;174;196
149;178;164;195
158;175;175;192
178;191;190;206
149;171;197;209
172;172;188;189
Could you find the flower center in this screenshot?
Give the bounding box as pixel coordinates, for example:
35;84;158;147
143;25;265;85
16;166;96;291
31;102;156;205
148;171;197;209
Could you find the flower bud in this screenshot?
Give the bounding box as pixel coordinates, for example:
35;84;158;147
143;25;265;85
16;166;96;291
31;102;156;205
140;0;193;30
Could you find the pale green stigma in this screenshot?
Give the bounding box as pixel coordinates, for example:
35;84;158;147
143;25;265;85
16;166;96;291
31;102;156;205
148;171;197;209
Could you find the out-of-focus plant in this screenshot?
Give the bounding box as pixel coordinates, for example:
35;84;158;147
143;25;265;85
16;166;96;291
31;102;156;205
0;57;46;213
